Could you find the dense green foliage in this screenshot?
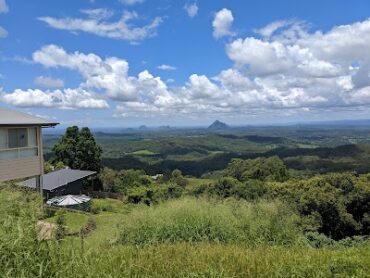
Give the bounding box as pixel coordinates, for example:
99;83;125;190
52;126;102;171
268;173;370;240
96;156;370;241
43;126;370;177
226;156;289;182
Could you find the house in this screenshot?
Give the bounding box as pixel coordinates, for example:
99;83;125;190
22;168;96;200
0;107;58;186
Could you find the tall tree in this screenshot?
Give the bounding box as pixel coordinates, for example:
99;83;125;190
52;126;79;168
75;127;102;172
53;126;102;172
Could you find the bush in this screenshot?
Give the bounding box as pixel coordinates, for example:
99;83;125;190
124;184;184;205
306;232;369;248
185;182;214;197
119;198;303;246
55;209;67;240
306;232;336;248
125;186;154;205
227;156;289;182
155;183;183;200
267;173;370;239
80;216;97;236
209;178;267;200
115;169;151;194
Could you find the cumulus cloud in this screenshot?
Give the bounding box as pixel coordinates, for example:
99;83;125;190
157;64;176;71
32;44;138;101
1;88;109;109
212;8;234;39
6;16;370;120
254;19;309;42
184;3;198;18
38;10;162;43
34;76;64;88
226;38;342;77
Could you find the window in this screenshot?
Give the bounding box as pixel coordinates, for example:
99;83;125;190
8;128;28;148
28;128;37;146
0;127;38;160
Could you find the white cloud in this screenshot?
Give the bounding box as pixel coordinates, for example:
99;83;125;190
184;3;198;18
33;44;138;101
0;0;8;13
185;74;222;99
119;0;144;5
255;20;291;38
80;8;114;20
212;8;234;39
34;76;64;88
1;88;108;109
226;38;342;77
254;19;309;42
38;10;162;43
157;64;176;71
7;16;370;121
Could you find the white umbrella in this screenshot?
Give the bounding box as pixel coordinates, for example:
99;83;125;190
46;195;91;207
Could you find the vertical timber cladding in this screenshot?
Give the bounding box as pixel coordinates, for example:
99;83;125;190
0;126;42;182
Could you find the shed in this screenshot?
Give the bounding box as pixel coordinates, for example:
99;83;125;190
22;168;96;199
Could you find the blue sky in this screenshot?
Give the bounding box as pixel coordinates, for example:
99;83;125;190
2;0;370;127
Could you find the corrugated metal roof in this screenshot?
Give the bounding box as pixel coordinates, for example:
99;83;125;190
22;169;96;190
0;107;59;126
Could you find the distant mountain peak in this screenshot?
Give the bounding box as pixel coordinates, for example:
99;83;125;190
139;125;147;130
208;120;228;129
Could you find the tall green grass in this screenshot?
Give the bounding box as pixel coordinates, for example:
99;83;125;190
1;187;369;277
118;198;304;246
75;243;370;277
0;186;57;277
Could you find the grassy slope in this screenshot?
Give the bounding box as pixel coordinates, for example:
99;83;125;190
45;200;370;277
78;243;370;277
14;192;370;277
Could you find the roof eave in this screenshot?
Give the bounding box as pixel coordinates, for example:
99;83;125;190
0;122;59;127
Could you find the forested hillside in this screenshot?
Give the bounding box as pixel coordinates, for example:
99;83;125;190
44;126;370;176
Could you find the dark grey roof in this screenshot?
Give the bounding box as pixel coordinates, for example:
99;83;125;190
0;107;59;127
22;169;96;191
